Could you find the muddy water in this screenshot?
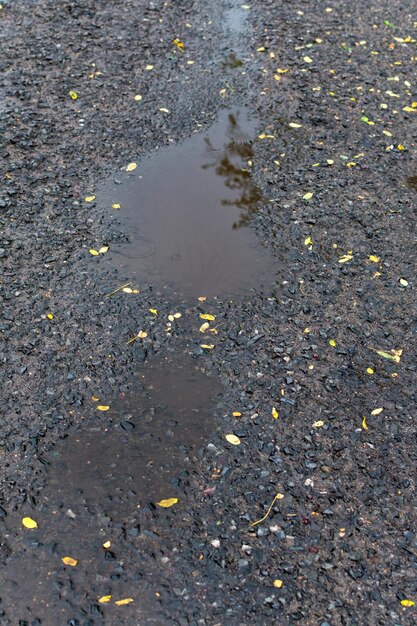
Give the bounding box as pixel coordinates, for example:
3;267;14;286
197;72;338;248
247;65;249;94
1;356;221;624
101;108;275;297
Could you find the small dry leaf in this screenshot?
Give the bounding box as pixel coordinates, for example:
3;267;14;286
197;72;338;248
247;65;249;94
102;540;111;549
198;296;207;302
47;313;54;320
126;162;137;172
98;246;109;254
303;192;313;200
401;599;415;607
225;434;241;445
200;344;214;350
399;278;409;287
112;203;121;209
313;420;324;428
303;56;313;63
159;107;170;113
145;64;154;70
115;598;134;606
91;395;99;402
366;367;374;374
134;94;142;101
97;405;110;411
272;407;279;419
138;331;148;339
232;411;242;417
329;339;337;347
157;498;178;508
369;255;380;263
371;408;383;415
69;90;78;100
361;416;368;430
289;122;302;128
62;556;78;567
149;308;158;315
199;322;210;333
200;313;216;321
22;517;38;529
173;312;182;319
273;579;283;588
338;254;353;263
374;349;402;363
85;195;96;202
89;249;99;256
98;596;112;604
304;236;313;246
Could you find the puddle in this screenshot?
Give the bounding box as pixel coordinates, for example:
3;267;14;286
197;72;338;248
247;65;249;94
224;5;247;36
405;175;417;190
101;108;276;297
0;355;222;624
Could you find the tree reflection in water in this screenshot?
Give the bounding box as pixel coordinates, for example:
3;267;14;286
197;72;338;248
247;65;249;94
202;111;263;229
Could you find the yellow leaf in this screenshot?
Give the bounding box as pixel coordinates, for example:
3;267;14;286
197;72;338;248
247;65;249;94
91;395;99;401
374;349;402;363
369;255;380;263
145;64;154;70
304;236;313;246
112;203;121;209
258;133;275;139
97;405;110;411
98;246;109;254
89;249;99;256
126;162;137;172
134;94;142;101
303;192;313;200
371;408;383;415
47;313;54;320
313;420;324;428
69;90;78;100
62;556;78;567
157;498;178;508
401;600;415;607
276;68;289;73
338;254;353;263
98;596;112;603
273;579;283;588
225;434;241;445
329;339;336;347
327;159;334;165
366;367;374;374
115;598;134;606
149;308;158;315
399;278;408;287
159;107;170;113
102;540;111;549
303;56;313;63
272;407;279;419
289;122;302;128
361;416;368;430
138;330;148;338
403;106;417;112
85;195;96;202
22;517;38;529
200;344;215;350
173;312;182;319
200;313;215;321
199;322;210;333
232;411;242;417
173;38;184;49
198;296;207;302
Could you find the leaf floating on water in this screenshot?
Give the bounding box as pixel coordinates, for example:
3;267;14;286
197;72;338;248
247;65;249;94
250;493;284;527
98;596;112;604
126;162;137;172
401;599;415;607
85;195;96;202
22;517;38;529
371;408;383;415
272;407;279;419
62;556;78;567
200;314;216;321
115;598;134;606
97;405;110;411
157;498;178;508
361;416;368;430
199;322;210;333
225;434;241;445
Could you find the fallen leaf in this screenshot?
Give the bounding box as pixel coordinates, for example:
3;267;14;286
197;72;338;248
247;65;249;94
98;246;109;254
273;579;283;588
329;339;337;347
173;38;184;49
374;349;402;363
289;122;302;128
145;64;154;70
47;313;54;320
303;192;313;200
159;107;170;113
200;344;214;350
122;287;139;293
361;416;368;430
200;313;216;321
312;420;324;428
157;498;178;508
173;313;182;319
399;278;408;287
89;249;100;256
303;56;313;63
401;599;415;607
22;517;38;529
371;408;383;415
126;162;137;172
369;255;380;263
85;195;96;202
98;596;112;603
199;322;210;333
69;90;78;100
115;598;134;606
62;556;78;567
225;434;241;445
338;254;353;263
272;407;279;419
149;308;158;315
134;94;142;101
138;331;147;338
366;367;374;374
198;296;207;302
102;540;111;549
97;405;110;411
258;133;275;139
304;236;313;246
232;411;242;417
112;203;121;209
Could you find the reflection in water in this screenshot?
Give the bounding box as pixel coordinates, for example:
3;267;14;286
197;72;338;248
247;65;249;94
203;111;263;229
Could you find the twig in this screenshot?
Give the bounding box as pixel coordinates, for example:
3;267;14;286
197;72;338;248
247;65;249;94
250;493;283;527
105;282;133;297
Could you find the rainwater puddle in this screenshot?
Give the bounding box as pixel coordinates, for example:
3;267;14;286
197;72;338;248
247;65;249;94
101;108;276;297
1;355;221;624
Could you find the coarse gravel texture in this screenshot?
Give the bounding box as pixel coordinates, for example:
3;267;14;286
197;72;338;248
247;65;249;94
0;0;416;624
